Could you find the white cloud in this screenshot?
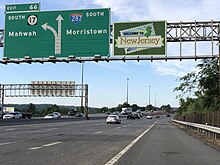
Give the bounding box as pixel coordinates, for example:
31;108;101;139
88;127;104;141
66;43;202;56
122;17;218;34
152;60;198;77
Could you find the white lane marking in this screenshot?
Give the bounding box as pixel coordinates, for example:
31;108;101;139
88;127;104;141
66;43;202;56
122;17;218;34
28;142;62;150
105;121;157;165
28;147;42;150
94;131;102;134
0;142;15;146
5;128;16;131
115;127;121;129
46;128;58;131
122;124;130;128
42;142;62;147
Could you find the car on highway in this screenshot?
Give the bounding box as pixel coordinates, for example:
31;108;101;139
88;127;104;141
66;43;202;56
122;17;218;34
106;115;121;124
3;111;22;119
44;113;61;119
166;114;171;117
127;112;141;119
136;109;143;118
133;112;141;119
75;112;83;117
52;112;61;118
146;115;153;119
127;113;135;119
67;109;78;116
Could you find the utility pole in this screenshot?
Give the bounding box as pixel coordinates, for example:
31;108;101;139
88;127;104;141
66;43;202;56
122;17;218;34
81;62;84;114
218;39;220;110
126;78;129;104
149;85;151;106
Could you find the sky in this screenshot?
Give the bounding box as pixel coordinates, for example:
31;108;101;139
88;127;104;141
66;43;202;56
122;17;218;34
0;0;219;108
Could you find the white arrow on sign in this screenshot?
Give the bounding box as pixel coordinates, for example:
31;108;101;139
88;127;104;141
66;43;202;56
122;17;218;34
41;15;64;55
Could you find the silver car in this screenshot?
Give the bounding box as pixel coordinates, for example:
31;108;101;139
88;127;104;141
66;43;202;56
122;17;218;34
106;115;121;124
3;112;22;119
44;112;61;119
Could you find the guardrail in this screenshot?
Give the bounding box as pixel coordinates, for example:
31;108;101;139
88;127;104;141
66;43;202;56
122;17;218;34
172;119;220;139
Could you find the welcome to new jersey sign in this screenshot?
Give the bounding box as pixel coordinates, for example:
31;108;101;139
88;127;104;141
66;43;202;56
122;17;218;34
113;21;167;56
4;8;110;59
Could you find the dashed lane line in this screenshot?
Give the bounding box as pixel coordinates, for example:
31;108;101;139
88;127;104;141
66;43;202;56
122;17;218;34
42;142;62;147
93;131;103;134
0;142;15;146
28;142;62;150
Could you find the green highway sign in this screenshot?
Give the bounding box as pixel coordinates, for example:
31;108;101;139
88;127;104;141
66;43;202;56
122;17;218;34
5;3;40;13
113;21;167;56
4;8;110;59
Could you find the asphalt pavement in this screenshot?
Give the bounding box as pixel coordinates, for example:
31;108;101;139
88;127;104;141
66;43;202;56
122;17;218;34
0;115;219;165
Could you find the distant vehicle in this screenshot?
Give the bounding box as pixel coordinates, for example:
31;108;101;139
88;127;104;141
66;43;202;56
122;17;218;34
146;115;153;119
106;115;121;124
75;112;83;117
133;112;141;119
127;112;141;119
112;111;119;115
44;113;61;119
105;111;111;115
52;112;61;118
68;109;78;116
127;113;135;120
136;110;143;118
155;115;160;118
166;114;171;117
3;112;22;119
121;107;132;115
21;112;32;119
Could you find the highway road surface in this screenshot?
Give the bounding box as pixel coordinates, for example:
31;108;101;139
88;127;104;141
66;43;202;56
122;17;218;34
0;115;219;165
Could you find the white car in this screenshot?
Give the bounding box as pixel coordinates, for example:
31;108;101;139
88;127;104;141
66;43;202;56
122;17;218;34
106;115;121;124
52;112;61;118
44;112;61;119
3;112;22;119
146;115;153;119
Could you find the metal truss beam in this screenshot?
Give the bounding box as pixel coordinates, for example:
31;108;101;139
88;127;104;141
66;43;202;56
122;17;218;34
0;83;85;97
0;20;220;63
167;21;220;42
0;83;89;119
0;29;3;47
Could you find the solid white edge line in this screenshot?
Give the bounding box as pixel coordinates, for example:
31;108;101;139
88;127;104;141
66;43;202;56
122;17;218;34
28;147;42;150
42;142;62;147
105;121;157;165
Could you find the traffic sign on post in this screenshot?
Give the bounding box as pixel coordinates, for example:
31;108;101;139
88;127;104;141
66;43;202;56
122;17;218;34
4;8;110;59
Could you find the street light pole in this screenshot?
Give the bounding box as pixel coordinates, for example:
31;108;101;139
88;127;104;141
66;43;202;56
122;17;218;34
126;78;129;104
218;40;220;110
81;62;84;113
149;85;151;106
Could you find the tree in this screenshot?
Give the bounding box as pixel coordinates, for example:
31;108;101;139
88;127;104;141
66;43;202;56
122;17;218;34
27;103;36;114
161;104;171;112
131;104;139;111
42;104;60;115
174;59;219;113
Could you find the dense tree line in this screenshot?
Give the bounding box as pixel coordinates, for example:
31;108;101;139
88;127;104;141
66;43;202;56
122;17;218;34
174;59;220;115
